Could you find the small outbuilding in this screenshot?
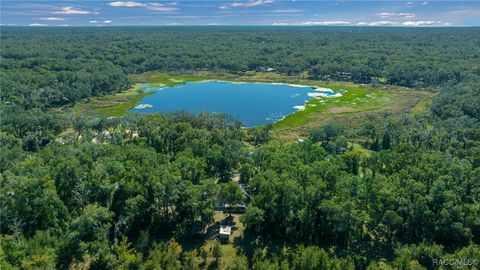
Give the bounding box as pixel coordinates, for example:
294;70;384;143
219;225;232;243
224;204;247;214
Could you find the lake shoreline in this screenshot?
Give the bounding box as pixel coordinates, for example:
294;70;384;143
129;80;337;127
73;71;432;140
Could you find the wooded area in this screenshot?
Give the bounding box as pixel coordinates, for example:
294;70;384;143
1;26;479;269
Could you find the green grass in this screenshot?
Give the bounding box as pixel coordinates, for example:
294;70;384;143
273;83;391;130
72;73;215;118
72;83;152;117
411;99;431;115
349;142;374;157
207;213;244;268
180;212;245;269
129;72;208;86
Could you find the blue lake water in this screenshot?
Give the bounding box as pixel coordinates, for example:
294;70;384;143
130;81;334;127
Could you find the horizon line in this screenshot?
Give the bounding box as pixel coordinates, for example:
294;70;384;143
3;25;480;28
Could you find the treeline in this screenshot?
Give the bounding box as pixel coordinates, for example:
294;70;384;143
2;27;480;94
1;27;479;149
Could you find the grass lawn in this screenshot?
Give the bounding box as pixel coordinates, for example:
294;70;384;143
196;212;245;269
178;211;248;269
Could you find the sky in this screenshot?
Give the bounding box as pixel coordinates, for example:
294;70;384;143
1;0;479;27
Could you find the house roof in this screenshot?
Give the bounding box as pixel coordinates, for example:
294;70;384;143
219;225;232;235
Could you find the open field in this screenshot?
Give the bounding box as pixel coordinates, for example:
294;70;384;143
274;85;435;141
208;212;245;268
71;83;151;117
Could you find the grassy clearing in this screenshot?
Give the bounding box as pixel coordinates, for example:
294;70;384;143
72;74;213;118
348;142;374;157
129;72;208;86
206;212;244;268
411;98;432;116
72;83;152;117
181;212;245;269
273;83;391;130
273;86;435;141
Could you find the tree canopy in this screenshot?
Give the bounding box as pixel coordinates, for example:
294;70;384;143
1;26;479;269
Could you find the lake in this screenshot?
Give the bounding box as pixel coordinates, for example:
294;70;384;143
130;81;335;127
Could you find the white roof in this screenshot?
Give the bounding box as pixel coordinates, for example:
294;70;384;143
219;225;232;235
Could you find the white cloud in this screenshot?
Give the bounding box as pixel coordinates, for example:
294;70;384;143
58;24;69;27
39;17;65;21
271;21;351;26
376;12;415;19
147;3;178;11
407;2;413;5
110;1;145;7
29;23;48;26
89;20;113;25
357;20;447;27
109;1;178;11
220;0;274;9
271;22;291;26
272;20;450;27
55;7;91;15
376;12;395;18
422;1;428;5
302;21;351;26
368;21;399;26
402;20;439;26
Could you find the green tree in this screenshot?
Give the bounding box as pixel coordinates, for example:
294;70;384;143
115;237;141;270
219;182;244;216
1;174;67;236
212;240;223;265
226;255;248;270
292;246;330;270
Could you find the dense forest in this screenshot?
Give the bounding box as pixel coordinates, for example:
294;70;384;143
1;27;480;269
